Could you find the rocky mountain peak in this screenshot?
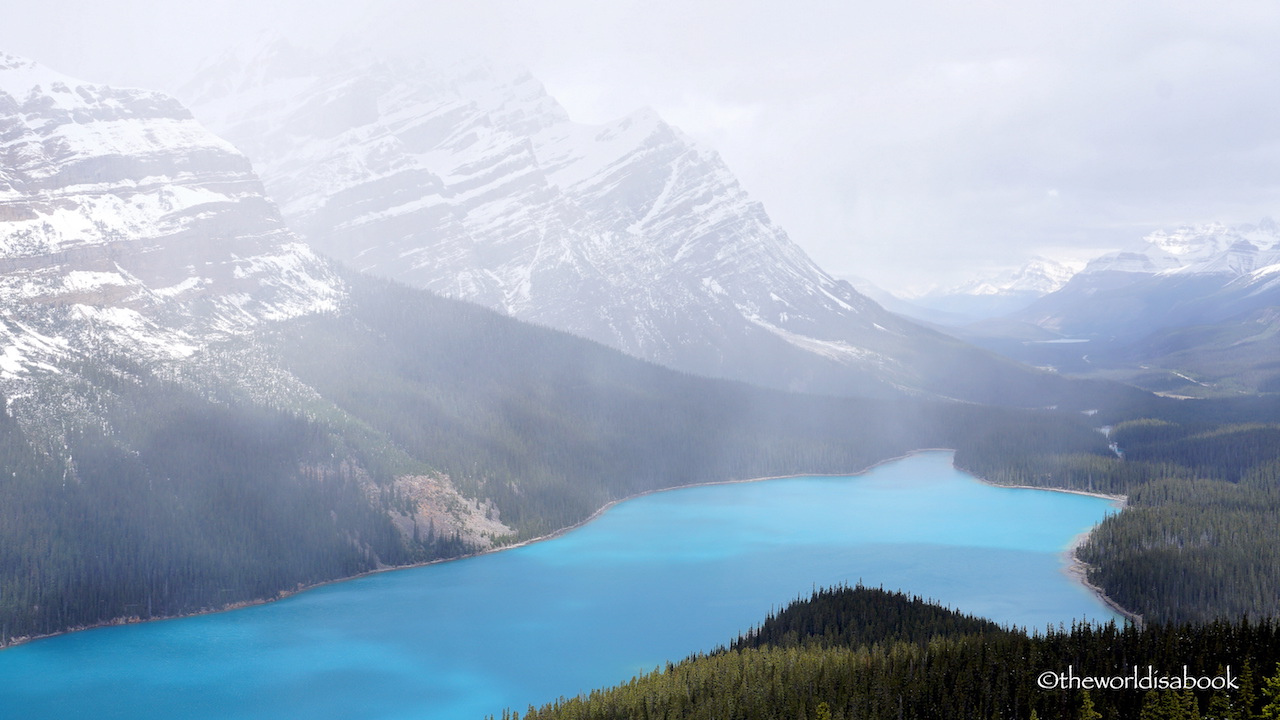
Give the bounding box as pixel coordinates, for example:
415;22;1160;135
182;50;917;390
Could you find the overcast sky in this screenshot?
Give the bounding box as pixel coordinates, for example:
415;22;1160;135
4;0;1280;293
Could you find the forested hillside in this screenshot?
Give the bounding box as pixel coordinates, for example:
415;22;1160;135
268;275;935;538
2;273;1126;645
513;585;1280;720
952;399;1280;624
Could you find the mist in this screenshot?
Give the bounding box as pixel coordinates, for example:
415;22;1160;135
6;1;1280;291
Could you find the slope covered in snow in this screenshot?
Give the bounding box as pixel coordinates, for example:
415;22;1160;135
0;51;341;407
951;220;1280;395
903;257;1085;324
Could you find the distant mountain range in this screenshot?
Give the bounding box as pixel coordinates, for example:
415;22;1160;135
879;257;1085;325
953;221;1280;395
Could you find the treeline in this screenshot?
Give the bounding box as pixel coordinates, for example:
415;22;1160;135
1078;473;1280;625
512;585;1280;720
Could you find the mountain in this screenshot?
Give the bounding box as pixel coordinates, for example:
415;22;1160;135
180;41;1100;407
956;221;1280;395
0;51;414;641
1083;220;1280;276
901;256;1084;324
1017;221;1280;337
0;50;341;417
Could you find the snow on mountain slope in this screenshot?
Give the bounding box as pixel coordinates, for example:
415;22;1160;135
946;257;1084;298
898;257;1086;324
0;51;341;395
1082;221;1280;278
952;219;1280;392
183;43;956;396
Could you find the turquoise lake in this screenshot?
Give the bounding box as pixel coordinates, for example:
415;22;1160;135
0;451;1120;720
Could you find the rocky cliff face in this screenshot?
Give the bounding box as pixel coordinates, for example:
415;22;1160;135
0;50;349;442
0;51;341;395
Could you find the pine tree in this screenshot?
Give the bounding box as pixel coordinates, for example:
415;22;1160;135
1205;689;1236;720
1181;690;1201;720
1080;690;1102;720
1241;660;1258;720
1260;662;1280;720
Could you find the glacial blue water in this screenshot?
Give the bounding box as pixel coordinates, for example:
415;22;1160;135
0;451;1120;720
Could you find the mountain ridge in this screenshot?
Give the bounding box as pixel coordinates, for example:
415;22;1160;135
181;42;1113;407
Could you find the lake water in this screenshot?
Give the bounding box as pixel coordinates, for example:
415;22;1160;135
0;451;1119;720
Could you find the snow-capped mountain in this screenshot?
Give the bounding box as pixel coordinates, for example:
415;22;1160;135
181;42;1077;404
1013;220;1280;338
947;256;1084;297
0;52;341;405
902;257;1085;324
1081;221;1280;277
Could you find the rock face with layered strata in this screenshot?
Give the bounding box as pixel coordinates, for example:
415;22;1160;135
0;51;341;385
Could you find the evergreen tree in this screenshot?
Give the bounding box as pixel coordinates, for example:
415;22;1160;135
1080;690;1102;720
1260;662;1280;720
1241;660;1259;720
1204;689;1236;720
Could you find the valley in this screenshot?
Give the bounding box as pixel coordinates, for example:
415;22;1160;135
0;38;1277;720
912;222;1280;397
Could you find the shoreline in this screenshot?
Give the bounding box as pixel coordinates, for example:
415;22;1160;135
0;449;924;651
0;447;1136;649
1063;529;1145;627
966;476;1141;626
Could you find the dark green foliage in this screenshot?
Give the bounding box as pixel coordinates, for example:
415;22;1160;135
0;383;424;644
1120;424;1280;483
732;584;1007;651
949;399;1280;624
1050;417;1280;624
1078;478;1280;625
513;586;1280;720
